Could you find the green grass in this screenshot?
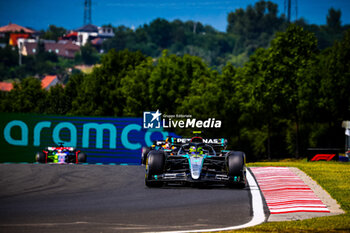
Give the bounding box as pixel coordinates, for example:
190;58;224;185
227;159;350;232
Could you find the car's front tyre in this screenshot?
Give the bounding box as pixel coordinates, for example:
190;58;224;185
145;151;164;187
36;152;46;163
227;151;246;188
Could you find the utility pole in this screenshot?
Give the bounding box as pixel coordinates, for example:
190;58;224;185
18;42;22;66
288;0;291;22
295;0;298;21
84;0;92;25
285;0;298;22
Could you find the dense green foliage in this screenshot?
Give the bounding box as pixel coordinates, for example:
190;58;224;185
0;1;348;80
101;2;348;68
1;24;349;160
101;0;291;68
0;43;79;82
102;20;235;68
74;42;100;65
39;25;67;41
227;0;286;53
1;1;349;160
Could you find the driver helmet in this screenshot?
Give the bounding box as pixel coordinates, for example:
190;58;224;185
189;146;203;155
197;146;203;155
189;146;196;154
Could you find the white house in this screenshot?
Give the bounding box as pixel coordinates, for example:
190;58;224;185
75;24;114;47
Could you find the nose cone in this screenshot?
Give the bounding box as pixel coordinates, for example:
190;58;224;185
190;156;203;180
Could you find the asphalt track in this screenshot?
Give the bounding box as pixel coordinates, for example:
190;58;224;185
0;164;254;233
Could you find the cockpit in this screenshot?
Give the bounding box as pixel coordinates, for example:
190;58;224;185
177;143;216;156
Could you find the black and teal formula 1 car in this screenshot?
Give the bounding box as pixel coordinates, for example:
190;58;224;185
144;135;246;188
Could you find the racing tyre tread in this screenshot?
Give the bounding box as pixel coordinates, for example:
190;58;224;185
36;152;46;163
145;151;164;187
227;151;246;189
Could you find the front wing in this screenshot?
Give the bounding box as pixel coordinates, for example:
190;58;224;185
147;172;244;185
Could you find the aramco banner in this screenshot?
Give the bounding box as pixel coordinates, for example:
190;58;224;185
0;113;175;164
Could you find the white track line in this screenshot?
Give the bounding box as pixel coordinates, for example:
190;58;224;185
150;169;265;233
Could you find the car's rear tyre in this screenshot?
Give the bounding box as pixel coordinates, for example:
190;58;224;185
227;151;246;188
141;147;150;165
36;152;46;163
77;152;87;163
145;151;164;187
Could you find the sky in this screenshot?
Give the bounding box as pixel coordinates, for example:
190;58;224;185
0;0;349;32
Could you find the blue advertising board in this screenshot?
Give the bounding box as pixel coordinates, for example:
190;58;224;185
0;113;176;164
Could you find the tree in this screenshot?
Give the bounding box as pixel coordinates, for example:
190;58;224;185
45;84;69;115
5;77;46;113
76;42;99;65
261;24;318;157
227;0;287;54
318;29;350;122
0;45;19;80
36;41;58;63
326;8;342;33
71;49;147;116
41;25;67;41
120;58;154;116
178;62;244;141
148;51;211;115
146;18;173;49
238;48;276;159
102;26;136;53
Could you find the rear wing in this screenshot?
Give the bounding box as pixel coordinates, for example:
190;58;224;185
47;147;75;151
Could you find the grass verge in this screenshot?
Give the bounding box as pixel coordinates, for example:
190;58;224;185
226;159;350;232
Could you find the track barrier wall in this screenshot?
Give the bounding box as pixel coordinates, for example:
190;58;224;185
0;113;175;164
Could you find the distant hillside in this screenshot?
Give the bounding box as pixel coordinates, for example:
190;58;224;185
101;1;348;69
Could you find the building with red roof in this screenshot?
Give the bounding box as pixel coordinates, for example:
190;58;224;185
0;23;34;34
60;31;78;41
74;24;114;49
0;82;14;91
41;75;59;90
0;76;59;92
0;23;35;46
18;39;80;59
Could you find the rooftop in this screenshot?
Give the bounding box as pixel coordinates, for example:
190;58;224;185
41;75;58;90
75;24;98;33
0;23;34;34
0;82;14;91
